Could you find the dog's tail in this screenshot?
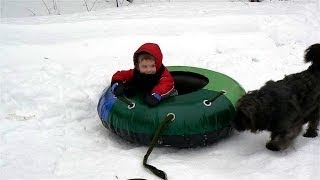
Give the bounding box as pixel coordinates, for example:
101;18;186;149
305;43;320;69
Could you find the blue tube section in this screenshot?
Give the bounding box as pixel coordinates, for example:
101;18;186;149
97;86;117;122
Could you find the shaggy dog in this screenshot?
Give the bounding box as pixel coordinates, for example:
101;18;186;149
233;43;320;151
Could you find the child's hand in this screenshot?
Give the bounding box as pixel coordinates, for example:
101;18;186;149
111;82;124;96
145;93;161;107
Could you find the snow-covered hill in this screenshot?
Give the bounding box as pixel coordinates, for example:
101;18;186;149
1;1;320;179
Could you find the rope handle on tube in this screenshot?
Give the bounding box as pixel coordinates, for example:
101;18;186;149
129;113;175;180
117;96;136;109
203;90;226;106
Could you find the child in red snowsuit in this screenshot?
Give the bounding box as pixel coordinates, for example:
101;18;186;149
111;43;176;106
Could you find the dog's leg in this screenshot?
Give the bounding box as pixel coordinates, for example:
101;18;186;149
266;132;282;151
303;108;320;138
266;125;302;151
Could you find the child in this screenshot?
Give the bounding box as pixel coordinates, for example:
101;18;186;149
110;43;176;106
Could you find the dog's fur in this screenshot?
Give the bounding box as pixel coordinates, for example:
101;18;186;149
233;44;320;151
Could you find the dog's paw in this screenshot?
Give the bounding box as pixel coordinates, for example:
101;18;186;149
303;130;318;138
266;142;281;151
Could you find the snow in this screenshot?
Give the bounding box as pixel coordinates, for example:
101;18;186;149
1;0;320;179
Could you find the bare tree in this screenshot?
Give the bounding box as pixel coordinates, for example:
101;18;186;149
116;0;133;7
41;0;51;14
26;8;36;16
83;0;99;12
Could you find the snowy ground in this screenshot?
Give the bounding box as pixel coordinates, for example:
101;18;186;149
0;0;122;18
1;1;320;180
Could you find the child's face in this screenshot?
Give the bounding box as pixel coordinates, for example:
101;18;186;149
138;59;156;74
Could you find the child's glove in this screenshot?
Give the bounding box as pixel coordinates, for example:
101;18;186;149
111;82;125;96
145;93;161;107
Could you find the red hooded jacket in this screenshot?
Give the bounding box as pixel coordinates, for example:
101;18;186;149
111;43;175;97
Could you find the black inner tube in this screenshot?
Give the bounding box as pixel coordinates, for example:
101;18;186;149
170;71;209;95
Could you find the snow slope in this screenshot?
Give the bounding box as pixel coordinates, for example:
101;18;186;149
1;1;320;179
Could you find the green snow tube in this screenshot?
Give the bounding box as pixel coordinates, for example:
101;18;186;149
97;66;245;148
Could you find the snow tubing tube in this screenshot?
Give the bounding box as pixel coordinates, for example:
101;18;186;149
97;66;245;148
